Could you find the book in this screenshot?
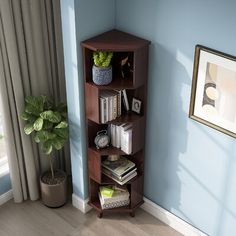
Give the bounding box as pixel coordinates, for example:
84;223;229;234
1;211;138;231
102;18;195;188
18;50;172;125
100;97;105;123
120;124;132;154
99;193;130;209
102;156;135;176
102;167;137;181
99;186;114;197
102;170;137;185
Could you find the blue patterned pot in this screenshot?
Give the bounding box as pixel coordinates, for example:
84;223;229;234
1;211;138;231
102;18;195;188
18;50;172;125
92;65;112;85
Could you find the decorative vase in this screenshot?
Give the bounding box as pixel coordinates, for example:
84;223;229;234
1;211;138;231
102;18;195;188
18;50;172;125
92;65;112;85
40;170;67;208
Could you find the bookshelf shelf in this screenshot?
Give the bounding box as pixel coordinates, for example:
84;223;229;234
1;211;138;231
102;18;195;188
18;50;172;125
82;29;150;218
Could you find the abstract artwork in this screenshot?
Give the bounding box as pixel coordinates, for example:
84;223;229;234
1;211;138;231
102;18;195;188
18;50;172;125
189;45;236;138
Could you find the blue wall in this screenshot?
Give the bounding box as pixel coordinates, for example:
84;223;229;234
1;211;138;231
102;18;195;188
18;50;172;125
0;174;11;195
60;0;115;199
116;1;236;236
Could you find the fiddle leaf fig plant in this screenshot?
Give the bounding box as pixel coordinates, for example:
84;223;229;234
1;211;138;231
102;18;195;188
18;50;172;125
93;51;113;67
21;95;69;179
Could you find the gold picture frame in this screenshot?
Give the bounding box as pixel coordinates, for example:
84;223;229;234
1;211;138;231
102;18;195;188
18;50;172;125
189;45;236;138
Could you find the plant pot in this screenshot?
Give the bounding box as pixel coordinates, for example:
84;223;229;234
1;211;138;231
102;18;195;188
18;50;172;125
40;170;67;208
92;65;112;85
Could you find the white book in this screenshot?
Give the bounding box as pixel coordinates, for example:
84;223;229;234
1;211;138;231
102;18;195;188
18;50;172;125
115;124;122;148
120;124;132;153
111;124;116;147
100;91;110;122
122;129;132;154
100;97;105;124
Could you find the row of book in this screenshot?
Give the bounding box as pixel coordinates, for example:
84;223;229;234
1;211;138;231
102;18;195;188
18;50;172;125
100;89;129;123
99;185;130;209
102;156;137;185
108;123;132;154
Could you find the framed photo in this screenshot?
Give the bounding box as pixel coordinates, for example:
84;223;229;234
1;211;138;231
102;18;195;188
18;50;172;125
189;45;236;138
132;98;142;114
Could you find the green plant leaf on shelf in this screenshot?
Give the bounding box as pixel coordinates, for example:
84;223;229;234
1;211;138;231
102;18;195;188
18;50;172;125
33;117;44;131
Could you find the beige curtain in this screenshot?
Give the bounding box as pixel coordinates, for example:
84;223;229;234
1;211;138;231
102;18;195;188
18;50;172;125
0;0;70;202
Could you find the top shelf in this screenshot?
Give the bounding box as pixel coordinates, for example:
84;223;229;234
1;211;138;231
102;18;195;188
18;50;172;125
81;30;151;51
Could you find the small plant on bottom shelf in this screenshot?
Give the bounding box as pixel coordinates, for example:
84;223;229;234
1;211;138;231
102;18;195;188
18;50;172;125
21;95;69;207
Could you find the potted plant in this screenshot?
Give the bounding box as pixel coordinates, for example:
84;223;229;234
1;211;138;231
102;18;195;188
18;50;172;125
21;95;69;207
92;51;113;85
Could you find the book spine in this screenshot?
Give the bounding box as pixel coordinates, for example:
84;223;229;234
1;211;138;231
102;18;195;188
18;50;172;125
104;97;109;123
111;124;116;147
115;125;121;148
108;96;113;121
100;97;105;124
117;90;122;116
113;95;118;120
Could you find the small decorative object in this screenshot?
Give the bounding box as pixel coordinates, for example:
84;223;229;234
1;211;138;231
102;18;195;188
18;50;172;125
94;130;110;149
120;54;133;79
189;45;236;138
92;51;113;85
107;154;120;161
21;95;69;207
132;98;142;114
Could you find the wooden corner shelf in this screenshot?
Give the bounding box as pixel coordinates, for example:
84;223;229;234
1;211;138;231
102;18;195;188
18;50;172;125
82;29;150;218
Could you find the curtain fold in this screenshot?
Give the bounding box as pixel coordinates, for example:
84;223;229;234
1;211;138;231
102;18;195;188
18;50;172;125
0;0;70;202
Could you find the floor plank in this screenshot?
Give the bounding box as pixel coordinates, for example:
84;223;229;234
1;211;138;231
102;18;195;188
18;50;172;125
0;200;182;236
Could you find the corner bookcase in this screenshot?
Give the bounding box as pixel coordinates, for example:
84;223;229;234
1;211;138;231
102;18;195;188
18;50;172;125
81;30;150;218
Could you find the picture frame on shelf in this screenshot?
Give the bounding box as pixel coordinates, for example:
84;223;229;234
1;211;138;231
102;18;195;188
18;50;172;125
189;45;236;138
132;98;142;114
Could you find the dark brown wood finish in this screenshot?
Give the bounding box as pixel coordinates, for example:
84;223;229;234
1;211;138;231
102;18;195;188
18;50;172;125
82;29;150;217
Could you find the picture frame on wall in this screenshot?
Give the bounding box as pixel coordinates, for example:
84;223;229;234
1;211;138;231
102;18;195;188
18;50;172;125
189;45;236;138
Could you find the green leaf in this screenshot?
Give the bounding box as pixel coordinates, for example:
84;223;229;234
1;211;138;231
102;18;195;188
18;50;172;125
52;137;65;150
33;118;44;131
54;127;69;139
43;120;53;130
25;95;46;115
24;123;34;135
25;104;41;116
34;130;56;142
55;121;68;129
40;110;61;123
42;140;53;155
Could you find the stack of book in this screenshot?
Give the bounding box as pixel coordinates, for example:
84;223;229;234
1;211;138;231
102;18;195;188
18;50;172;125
100;89;129;123
102;156;137;185
108;123;132;154
99;186;130;209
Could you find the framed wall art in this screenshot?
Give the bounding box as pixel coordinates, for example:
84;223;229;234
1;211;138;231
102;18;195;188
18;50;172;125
189;45;236;138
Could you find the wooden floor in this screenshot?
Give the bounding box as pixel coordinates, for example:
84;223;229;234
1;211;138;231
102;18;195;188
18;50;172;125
0;200;182;236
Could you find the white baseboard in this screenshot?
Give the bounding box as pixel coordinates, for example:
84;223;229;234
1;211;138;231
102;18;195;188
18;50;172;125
0;189;13;206
141;197;208;236
72;193;91;213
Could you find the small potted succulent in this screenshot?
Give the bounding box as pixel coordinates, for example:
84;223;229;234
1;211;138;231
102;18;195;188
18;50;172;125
21;95;69;207
92;51;113;85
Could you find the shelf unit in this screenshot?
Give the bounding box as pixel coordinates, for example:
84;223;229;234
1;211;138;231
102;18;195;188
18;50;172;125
81;30;150;218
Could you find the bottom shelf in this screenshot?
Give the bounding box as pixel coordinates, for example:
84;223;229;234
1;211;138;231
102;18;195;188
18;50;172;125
88;199;144;213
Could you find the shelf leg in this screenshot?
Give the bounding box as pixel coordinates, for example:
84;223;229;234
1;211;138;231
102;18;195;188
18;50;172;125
97;211;103;218
130;211;135;217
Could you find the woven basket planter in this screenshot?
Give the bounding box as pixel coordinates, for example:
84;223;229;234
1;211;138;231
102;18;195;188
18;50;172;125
92;65;112;85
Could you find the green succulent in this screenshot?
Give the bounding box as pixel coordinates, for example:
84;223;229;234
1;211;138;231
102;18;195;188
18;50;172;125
93;51;113;67
21;95;69;178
